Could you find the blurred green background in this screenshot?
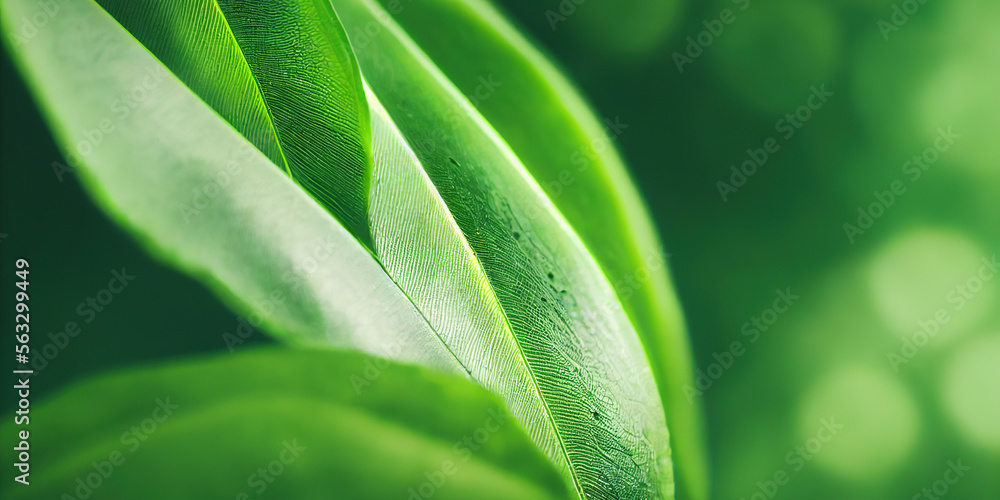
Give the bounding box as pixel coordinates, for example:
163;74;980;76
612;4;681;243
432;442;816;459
2;0;998;498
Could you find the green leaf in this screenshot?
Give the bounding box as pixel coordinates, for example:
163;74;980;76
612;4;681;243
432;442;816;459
370;1;708;498
0;0;462;373
366;83;573;485
3;0;684;498
334;1;672;497
0;348;570;499
96;0;374;245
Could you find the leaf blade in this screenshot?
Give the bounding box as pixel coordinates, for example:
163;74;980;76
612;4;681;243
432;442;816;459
366;83;572;485
0;348;570;499
373;1;707;497
337;1;675;497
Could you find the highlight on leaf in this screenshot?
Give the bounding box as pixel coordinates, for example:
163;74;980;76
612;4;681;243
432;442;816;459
0;0;702;498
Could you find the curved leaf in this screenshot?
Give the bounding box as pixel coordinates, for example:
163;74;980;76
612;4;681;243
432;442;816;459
97;0;374;245
0;0;461;372
366;84;571;482
335;0;673;497
0;348;570;499
372;1;707;497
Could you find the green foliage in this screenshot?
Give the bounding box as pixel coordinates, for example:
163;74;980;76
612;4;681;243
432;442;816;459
0;348;569;499
1;0;702;497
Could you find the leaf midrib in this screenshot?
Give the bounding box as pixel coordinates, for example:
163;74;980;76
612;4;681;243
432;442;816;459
363;5;606;493
366;85;583;498
208;0;293;178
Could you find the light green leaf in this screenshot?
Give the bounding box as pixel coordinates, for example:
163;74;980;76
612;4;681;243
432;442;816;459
371;1;707;498
96;0;374;245
0;348;570;499
0;0;462;373
335;0;672;496
366;83;571;483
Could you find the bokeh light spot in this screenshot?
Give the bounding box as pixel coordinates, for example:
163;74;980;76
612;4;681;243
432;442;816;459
941;335;1000;451
868;228;994;338
915;1;1000;177
797;366;920;481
